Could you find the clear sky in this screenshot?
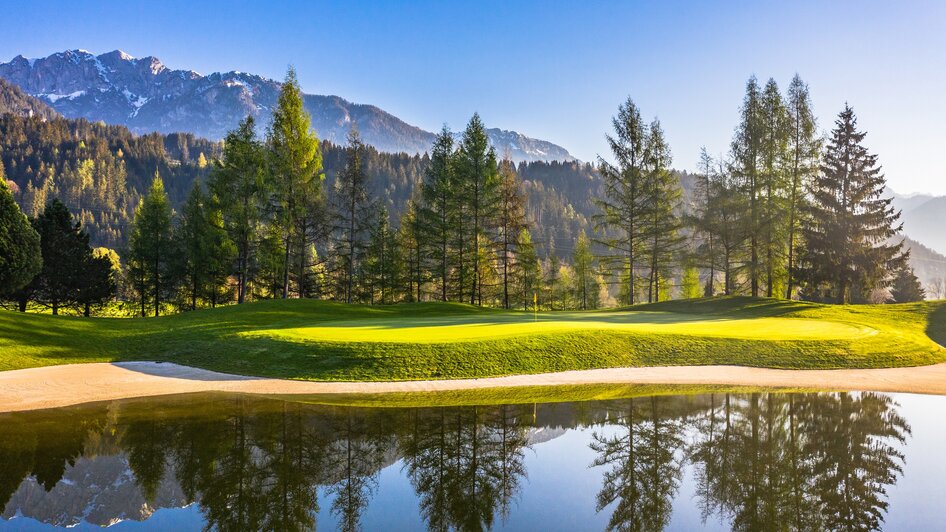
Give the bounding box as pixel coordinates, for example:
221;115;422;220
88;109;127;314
3;0;945;194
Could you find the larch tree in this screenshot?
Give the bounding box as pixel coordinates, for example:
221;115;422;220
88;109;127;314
0;169;41;300
127;174;176;317
364;206;399;304
496;158;527;309
785;74;821;299
418;126;456;301
801;105;906;304
573;231;594;310
456;113;499;305
210;116;266;304
594;97;649;305
759;78;789;297
516;228;541;310
267;67;323;299
399;199;424;302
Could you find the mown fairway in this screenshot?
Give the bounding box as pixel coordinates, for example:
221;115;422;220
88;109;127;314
1;297;945;380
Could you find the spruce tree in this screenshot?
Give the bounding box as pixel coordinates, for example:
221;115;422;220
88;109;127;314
785;74;821;299
209;116;265;304
177;182;235;310
759;78;789;297
889;266;925;303
127;175;176;317
399;199;424;302
594;97;649;305
573;231;594;310
418;126;456;301
268;67;323;299
456;113;499;305
0;171;41;298
802;105;906;303
77;247;116;316
516;228;541;310
331;126;374;303
364;206;399;304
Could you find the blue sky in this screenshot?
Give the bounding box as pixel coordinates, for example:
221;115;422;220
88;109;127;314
3;0;945;194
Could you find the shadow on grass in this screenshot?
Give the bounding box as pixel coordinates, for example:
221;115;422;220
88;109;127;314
926;303;946;348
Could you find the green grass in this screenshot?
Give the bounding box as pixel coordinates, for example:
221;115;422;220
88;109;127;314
1;296;945;381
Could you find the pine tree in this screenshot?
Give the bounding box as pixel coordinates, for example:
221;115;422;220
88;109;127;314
268;67;323;299
889;266;925;303
546;251;560;311
0;168;41;298
594;97;649;305
209;116;265;304
802;105;906;303
127;174;176;317
456;113;499;305
496;158;527;308
641;120;683;303
399;199;424;302
364;206;400;304
759;78;790;297
785;74;821;299
331;126;374;303
177;182;235;310
418;126;456;301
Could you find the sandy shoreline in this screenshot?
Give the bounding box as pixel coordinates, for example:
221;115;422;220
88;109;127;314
3;361;946;412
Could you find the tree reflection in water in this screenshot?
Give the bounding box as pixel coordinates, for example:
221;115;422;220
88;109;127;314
0;391;910;531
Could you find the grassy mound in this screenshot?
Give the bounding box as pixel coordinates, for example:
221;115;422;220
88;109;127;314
1;297;944;380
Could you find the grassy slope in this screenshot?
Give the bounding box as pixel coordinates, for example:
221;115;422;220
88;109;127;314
1;297;945;380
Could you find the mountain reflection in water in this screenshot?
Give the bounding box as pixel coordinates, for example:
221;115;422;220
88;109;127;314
0;392;919;531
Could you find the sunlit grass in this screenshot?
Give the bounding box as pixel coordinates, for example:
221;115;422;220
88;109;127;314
1;296;944;380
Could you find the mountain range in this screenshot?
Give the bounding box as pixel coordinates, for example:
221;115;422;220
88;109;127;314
0;49;576;163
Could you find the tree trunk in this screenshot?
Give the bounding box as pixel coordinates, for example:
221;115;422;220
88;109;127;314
84;303;90;317
18;297;27;313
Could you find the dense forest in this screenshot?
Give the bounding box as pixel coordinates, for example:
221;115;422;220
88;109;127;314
0;69;934;315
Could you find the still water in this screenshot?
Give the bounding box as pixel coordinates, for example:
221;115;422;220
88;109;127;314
1;391;944;531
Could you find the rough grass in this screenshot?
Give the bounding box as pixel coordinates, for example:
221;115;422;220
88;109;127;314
1;296;945;381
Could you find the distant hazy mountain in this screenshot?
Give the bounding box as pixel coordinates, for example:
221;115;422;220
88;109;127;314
0;49;576;163
888;188;946;256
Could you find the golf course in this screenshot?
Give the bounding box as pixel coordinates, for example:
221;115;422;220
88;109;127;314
2;296;945;381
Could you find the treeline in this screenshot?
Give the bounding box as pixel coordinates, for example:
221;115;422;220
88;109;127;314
595;74;922;305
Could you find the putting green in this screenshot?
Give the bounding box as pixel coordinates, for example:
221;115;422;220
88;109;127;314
239;311;877;344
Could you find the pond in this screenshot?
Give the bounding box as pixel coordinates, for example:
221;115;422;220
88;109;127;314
1;390;943;531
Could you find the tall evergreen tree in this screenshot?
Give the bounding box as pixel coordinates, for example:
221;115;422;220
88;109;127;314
177;182;235;310
641;120;683;303
331;126;374;303
77;247;117;316
29;199;92;314
731;76;766;296
759;78;790;297
456;113;499;305
785;74;821;299
127;175;176;317
0;169;41;299
594;97;649;305
364;206;400;304
418;126;456;302
496;158;527;309
210;116;266;304
516;228;541;310
398;199;424;302
267;67;323;299
802;105;906;303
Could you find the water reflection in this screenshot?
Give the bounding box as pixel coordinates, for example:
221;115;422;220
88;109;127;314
0;391;911;531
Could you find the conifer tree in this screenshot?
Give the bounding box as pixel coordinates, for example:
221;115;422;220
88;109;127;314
127;175;176;316
364;207;400;304
456;113;499;305
29;199;91;314
418;126;456;301
641;120;683;303
594;97;649;305
889;266;925;303
0;170;41;299
785;74;821;299
731;77;766;296
77;247;117;316
177;182;235;310
546;251;561;311
759;78;790;297
331;126;374;303
268;67;323;299
399;199;424;302
210;116;265;304
573;231;594;310
516;228;541;310
496;158;527;308
802;105;906;303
